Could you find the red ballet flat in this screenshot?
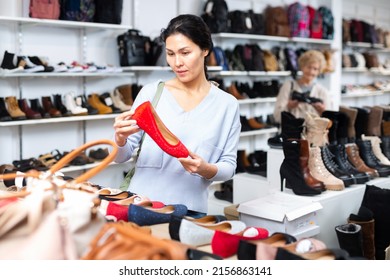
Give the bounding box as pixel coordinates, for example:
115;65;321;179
211;226;269;258
131;101;189;158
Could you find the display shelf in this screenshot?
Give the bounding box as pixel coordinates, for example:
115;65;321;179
240;127;278;137
121;66;223;72
344;41;385;49
0;15;133;31
341;90;386;99
237;97;276;104
212;33;333;45
0;113;120;127
0;71;134;78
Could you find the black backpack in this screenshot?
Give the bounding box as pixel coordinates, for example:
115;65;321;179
117;29;152;66
201;0;229;33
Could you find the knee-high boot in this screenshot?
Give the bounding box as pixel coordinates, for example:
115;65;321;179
280;139;321;196
348;206;376;260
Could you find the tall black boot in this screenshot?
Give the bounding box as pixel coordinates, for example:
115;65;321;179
281;111;304;141
280;139;321;196
322;110;349;144
268;111;304;148
335;223;364;258
353;107;370;140
361;184;390;260
380;135;390;160
348;206;376;260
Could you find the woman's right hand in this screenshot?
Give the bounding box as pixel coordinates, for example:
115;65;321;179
113;110;141;147
287;99;299;110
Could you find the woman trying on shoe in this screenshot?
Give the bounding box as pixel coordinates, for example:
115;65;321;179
113;14;241;215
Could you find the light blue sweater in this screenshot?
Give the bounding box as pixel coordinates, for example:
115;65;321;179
114;80;241;212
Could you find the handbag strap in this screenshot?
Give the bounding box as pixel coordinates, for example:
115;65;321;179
136;81;164;156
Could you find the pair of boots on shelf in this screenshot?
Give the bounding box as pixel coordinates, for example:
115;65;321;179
329;106;390;177
280;111;346;196
280;111;370;196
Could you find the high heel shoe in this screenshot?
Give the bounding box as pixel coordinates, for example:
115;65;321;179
131;101;189;158
280;139;321;196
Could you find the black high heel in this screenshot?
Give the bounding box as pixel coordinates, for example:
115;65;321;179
280;139;321;196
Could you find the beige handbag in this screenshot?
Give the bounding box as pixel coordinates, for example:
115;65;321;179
0;139;118;259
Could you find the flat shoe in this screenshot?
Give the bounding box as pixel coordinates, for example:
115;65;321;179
128;203;188;226
211;226;269;258
173;219;247;247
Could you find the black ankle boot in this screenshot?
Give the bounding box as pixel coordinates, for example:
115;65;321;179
380;136;390;160
320;145;356;186
0;97;12;121
53;94;71;116
356;139;390;177
328;144;371;184
335;223;364;258
280;139;321;196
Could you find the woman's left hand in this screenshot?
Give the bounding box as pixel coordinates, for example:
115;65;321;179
178;151;217;179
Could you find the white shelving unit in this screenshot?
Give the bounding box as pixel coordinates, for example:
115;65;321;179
0;15;136;185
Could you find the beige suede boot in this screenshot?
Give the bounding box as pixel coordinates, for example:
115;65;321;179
308;146;345;191
302;113;331;147
361;134;390;165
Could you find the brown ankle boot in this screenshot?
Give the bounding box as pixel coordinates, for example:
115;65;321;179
345;143;379;178
41;96;62;117
88;93;112;114
115;84;134;106
300;139;326;192
5;96;27;120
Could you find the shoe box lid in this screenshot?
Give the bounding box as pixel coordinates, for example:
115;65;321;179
237;192;322;238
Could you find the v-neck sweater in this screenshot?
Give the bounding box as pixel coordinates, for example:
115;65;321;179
114;80;241;212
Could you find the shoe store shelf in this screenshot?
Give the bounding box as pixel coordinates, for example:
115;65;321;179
240;127;278;137
0;72;135;78
121;66;223;72
214;70;302;77
212;33;333;45
341;90;389;99
238;97;276;104
0;15;133;31
0;113;120;127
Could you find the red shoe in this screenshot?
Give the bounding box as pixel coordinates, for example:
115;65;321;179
131;101;189;158
211;227;269;258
